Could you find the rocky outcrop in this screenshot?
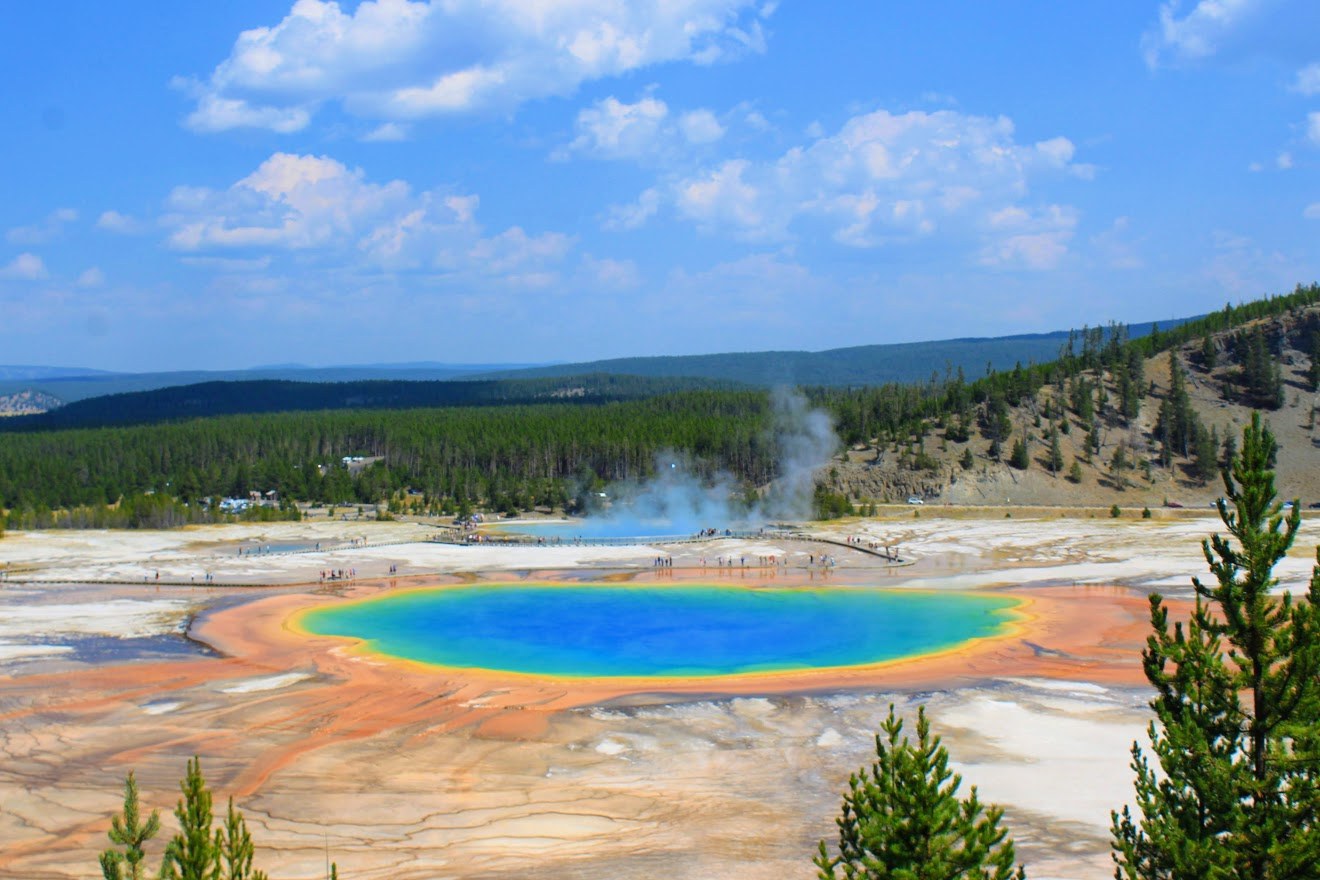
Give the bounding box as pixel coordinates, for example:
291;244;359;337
0;389;62;416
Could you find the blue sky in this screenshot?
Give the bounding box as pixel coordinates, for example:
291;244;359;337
1;0;1317;371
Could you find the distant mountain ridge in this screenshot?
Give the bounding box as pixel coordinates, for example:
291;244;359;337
0;365;116;381
475;318;1193;387
0;316;1195;408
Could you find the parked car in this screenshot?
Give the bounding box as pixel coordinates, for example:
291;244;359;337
906;496;925;505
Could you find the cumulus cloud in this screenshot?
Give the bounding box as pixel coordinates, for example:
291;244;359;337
179;87;312;134
564;96;670;160
7;208;77;245
0;253;49;281
1143;0;1320;68
979;205;1078;271
678;109;726;144
604;186;662;230
183;0;769;132
162;152;572;283
1309;111;1320;144
653;108;1087;265
559;95;729;163
361;121;410;142
96;210;142;234
1143;0;1260;66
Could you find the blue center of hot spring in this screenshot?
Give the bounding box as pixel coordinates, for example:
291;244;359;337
299;585;1018;678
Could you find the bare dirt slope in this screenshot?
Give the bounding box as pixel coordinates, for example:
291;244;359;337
827;308;1319;509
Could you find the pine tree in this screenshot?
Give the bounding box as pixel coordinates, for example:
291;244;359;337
1047;427;1064;475
160;756;220;880
816;705;1025;880
218;797;268;880
1111;412;1320;879
1192;424;1218;485
1109;444;1130;490
1009;435;1030;471
1235;326;1284;409
100;771;160;880
1221;432;1237;472
1199;334;1217;371
1067;460;1083;484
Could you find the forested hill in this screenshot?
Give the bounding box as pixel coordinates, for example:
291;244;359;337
0;373;739;432
0;361;544;405
476;319;1193;387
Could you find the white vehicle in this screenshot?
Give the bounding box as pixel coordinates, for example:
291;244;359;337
906;496;925;505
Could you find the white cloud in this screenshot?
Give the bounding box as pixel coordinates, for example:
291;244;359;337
604;186;661;230
1309;111;1320;145
676;158;769;237
467;226;573;274
1143;0;1319;68
1276;151;1294;169
76;267;106;288
679;109;725;144
162;152;572;282
7;208;77;245
361;122;410;142
96;210;141;234
560;95;729;163
0;253;49;281
179;86;312;133
662;108;1087;262
165;153;412;251
1295;62;1320;95
1144;0;1256;66
979;205;1078;271
1304;203;1320;219
564;96;670;160
185;0;768;132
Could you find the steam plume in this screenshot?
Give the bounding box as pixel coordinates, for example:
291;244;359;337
594;388;838;535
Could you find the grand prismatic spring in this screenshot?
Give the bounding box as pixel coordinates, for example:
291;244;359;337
296;584;1021;678
14;513;1313;880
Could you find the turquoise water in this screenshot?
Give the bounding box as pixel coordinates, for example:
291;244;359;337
299;585;1018;678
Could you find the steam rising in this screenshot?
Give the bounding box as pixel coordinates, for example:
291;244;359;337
589;388;838;536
